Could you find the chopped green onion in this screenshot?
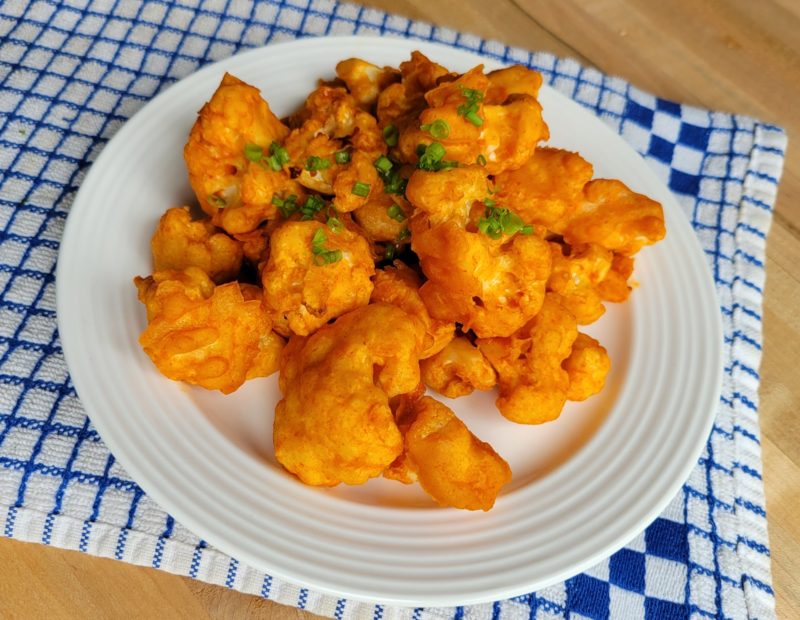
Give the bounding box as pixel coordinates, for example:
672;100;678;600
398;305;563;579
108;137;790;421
335;150;351;165
264;142;290;171
397;228;411;242
310;228;342;265
207;194;226;207
416;143;427;158
273;194;299;218
465;110;483;126
477;205;530;239
418;142;457;172
476;154;487;166
244;143;263;162
382;124;398;147
420;119;450;139
484;198;496;208
305;156;331;172
374;155;393;174
351;181;371;197
384;244;396;261
387;204;406;222
327;216;343;233
299;195;326;220
311;228;327;248
382;169;407;195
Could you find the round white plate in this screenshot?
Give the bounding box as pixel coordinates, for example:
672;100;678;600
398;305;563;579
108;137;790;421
56;36;723;606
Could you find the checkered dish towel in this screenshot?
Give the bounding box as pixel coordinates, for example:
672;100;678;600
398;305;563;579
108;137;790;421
0;1;787;618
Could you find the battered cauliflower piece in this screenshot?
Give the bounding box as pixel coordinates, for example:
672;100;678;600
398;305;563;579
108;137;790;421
420;336;496;398
376;51;450;126
336;58;399;108
596;253;635;302
485;65;543;103
411;216;551;338
134;268;274;394
261;220;374;336
547;242;613;325
150;207;243;283
405;165;487;226
352;191;411;243
564;179;666;256
370;262;454;359
332;150;382;212
493;148;594;233
564;333;611;402
477;293;578;424
184;73;299;235
240;283;285;379
398;396;511;511
274;303;424;486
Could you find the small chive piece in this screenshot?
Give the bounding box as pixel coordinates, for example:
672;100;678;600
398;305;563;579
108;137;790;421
384;244;396;261
374;155;393;174
208;194;226;207
310;227;342;266
274;194;299;218
477;205;529;239
352;181;371;197
299;194;326;220
457;86;485;127
476;154;487;166
418;142;457;172
465;109;483;127
265;141;290;171
429;119;450;139
397;228;411;242
327;216;343;233
416;143;427;158
335;150;351;165
521;224;534;235
305;155;331;172
383;123;398;147
311;228;327;248
484;198;496;208
387;204;406;222
244;143;263;162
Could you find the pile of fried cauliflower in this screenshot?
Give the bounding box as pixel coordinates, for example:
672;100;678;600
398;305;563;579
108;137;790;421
134;52;665;511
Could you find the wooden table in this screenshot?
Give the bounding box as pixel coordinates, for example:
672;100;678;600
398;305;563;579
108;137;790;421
2;1;798;617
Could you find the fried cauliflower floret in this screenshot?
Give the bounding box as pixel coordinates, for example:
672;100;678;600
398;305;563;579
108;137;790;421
563;333;611;401
398;396;511;511
411;216;551;338
134;268;274;394
479;94;548;175
282;120;342;194
336;58;399;108
494;148;594;232
231;223;273;265
485;65;543;103
405;165;487;226
239;283;285;379
478;293;578;424
370;262;454;359
547;242;613;325
150;207;243;283
420;336;496;398
564;179;666;256
261;221;374;336
184;73;299;235
274;303;424;486
596;253;635;302
376;51;450;126
332;150;382;212
352;191;410;243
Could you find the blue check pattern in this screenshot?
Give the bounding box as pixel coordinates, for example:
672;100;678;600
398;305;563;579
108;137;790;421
0;1;786;618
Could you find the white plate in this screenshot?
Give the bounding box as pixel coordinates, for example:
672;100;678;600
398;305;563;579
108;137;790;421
56;36;723;606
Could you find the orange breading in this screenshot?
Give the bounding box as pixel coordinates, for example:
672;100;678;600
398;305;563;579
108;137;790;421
485;65;543;103
404;165;487;226
134;268;274;394
478;293;578;424
240;283;286;379
564;333;611;402
370;262;454;359
336;58;400;108
352;191;411;243
564;179;666;256
332;150;383;212
546;242;613;325
376;51;450;126
596;253;636;302
150;207;242;283
493;148;594;232
184;73;301;235
398;396;511;511
411;215;551;338
261;220;374;336
420;335;496;398
274;303;424;486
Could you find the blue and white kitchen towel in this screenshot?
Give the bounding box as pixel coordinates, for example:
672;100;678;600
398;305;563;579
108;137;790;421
0;1;787;618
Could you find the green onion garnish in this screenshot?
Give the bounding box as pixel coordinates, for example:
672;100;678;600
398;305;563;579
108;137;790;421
244;144;263;162
272;194;299;218
310;228;342;265
477;205;533;239
384;244;396;261
382;124;398;147
420;119;450;139
374;155;393;174
387;204;406;222
397;228;411;242
299;195;326;220
334;150;351;165
351;181;371;197
417;142;457;172
476;154;487;166
457;86;485;127
208;194;226;207
305;156;331;172
264;141;290;171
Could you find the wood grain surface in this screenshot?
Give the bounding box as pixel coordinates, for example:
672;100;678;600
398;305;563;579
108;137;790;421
2;1;798;618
